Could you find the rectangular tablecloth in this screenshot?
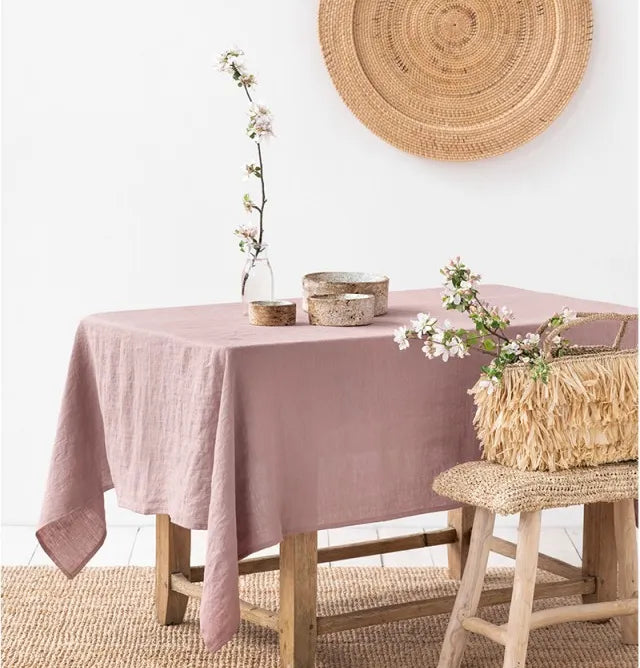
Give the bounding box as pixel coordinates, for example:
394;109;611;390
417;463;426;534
37;286;636;651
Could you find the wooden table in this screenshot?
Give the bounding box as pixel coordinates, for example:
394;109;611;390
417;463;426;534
155;504;611;667
38;287;633;658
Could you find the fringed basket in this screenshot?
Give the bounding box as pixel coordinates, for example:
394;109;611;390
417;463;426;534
470;312;638;472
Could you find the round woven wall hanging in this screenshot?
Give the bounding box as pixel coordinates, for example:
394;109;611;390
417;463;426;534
318;0;593;161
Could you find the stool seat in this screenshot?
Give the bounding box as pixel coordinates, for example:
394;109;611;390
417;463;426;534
433;460;638;515
435;461;639;668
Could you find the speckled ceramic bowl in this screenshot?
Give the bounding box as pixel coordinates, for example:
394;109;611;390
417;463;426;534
248;300;296;327
307;294;375;327
302;272;389;316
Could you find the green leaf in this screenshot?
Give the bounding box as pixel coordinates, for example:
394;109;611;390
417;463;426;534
483;338;496;351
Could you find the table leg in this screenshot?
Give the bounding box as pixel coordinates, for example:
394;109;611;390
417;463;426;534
279;532;318;668
582;503;617;613
447;506;475;580
156;514;191;625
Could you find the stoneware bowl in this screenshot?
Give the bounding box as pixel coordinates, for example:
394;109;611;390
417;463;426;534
248;300;296;326
307;293;375;327
302;272;389;316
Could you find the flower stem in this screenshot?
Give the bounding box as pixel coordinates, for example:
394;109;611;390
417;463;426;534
469;344;498;358
232;63;267;251
473;295;510;342
256;143;266;245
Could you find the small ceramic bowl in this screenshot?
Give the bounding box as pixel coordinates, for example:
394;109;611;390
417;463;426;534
307;294;375;327
302;272;389;316
248;300;296;326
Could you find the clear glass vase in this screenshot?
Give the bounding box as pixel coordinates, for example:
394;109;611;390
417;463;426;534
241;244;274;314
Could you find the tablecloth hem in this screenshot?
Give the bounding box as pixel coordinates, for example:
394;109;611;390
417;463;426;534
36;527;107;579
36;486;111;578
200;615;241;654
232;500;465;560
112;497;468;562
114;495;210;532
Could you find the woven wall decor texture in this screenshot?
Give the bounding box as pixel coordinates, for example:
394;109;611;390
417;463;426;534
318;0;593;161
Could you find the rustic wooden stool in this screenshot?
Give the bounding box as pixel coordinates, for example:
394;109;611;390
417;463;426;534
433;460;638;668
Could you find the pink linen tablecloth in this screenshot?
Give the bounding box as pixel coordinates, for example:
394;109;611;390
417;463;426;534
37;286;636;651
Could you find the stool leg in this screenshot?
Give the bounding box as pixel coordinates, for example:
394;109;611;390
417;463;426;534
437;508;495;668
614;499;638;644
503;511;541;668
447;506;476;580
582;502;617;614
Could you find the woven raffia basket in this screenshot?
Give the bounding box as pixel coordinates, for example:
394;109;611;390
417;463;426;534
469;312;638;472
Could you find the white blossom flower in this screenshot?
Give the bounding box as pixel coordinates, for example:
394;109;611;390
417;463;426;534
429;328;466;362
442;286;463;307
218;49;256;88
247;102;274;142
442;258;480;284
561;307;577;323
502;341;521;356
393;326;411;351
500;306;514;321
551;335;563;345
421;340;435;359
431;339;451;361
448;336;467;359
430;327;447;348
239;73;256;87
522;332;540;347
235;224;258;240
218;49;246;75
242;162;260;181
243;193;255;213
410;313;437;338
441;319;455;332
234;223;260;255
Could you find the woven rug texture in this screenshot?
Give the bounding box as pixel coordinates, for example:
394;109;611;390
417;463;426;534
2;566;637;667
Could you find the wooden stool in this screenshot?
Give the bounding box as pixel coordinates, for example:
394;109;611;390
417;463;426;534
433;461;638;668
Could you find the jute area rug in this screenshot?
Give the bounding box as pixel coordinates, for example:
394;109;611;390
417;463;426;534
2;566;636;667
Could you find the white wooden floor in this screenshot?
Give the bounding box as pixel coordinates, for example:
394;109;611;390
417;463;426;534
1;521;583;568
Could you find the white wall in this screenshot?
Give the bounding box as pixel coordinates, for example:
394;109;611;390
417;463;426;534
2;1;637;526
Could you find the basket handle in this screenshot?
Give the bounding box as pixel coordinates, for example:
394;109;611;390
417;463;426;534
540;311;637;358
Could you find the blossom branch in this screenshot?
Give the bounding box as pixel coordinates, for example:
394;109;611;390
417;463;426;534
230;61;268;247
219;49;273;257
393;258;577;387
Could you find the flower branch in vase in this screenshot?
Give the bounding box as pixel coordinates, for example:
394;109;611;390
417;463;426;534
218;48;275;310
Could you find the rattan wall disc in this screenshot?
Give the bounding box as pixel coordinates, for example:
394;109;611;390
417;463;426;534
318;0;593;161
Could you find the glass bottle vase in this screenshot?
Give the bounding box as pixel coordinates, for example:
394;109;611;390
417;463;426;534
241;244;274;314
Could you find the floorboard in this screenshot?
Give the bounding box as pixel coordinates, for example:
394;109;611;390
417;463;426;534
2;524;584;568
